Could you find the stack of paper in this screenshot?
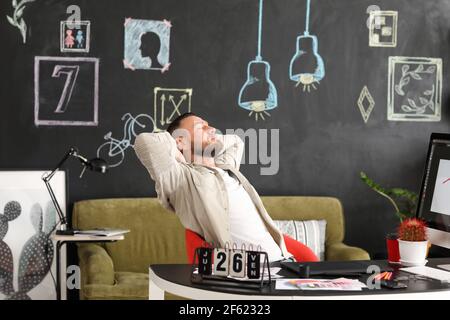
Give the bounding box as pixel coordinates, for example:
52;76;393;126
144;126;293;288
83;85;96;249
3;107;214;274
276;278;367;291
73;228;129;237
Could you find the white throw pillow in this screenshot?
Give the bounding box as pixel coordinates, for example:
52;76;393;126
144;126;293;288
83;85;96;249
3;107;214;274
274;219;327;261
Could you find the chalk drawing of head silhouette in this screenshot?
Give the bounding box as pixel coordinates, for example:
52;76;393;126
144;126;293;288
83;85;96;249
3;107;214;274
139;31;163;69
123;18;171;71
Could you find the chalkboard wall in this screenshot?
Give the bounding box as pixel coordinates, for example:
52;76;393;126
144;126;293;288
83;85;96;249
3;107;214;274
1;0;449;258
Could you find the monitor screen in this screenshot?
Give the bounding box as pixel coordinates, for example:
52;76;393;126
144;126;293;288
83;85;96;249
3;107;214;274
417;133;450;234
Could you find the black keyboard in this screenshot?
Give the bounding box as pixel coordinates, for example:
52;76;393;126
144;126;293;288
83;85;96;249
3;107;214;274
280;260;392;276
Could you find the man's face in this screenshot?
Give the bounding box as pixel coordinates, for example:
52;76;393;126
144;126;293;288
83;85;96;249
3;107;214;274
176;116;217;156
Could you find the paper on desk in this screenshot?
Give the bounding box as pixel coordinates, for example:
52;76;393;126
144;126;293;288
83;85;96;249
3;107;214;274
276;278;367;291
193;267;283;281
400;266;450;282
229;267;284;281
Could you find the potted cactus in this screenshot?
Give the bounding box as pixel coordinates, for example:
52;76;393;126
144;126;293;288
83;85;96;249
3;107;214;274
360;171;418;263
397;218;429;266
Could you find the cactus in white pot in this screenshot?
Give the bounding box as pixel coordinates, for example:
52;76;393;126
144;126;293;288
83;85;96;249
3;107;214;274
397;218;429;266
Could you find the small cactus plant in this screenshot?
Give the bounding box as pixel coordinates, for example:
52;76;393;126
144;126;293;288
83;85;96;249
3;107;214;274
398;218;428;242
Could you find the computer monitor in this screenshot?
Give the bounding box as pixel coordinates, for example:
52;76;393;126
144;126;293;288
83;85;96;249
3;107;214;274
416;133;450;251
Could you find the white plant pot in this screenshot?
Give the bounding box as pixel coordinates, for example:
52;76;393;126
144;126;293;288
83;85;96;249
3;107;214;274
398;239;428;264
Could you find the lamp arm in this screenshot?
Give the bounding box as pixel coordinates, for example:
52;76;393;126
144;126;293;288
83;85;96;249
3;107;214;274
44;179;67;226
41;146;105;234
42;146;80;229
72;153;89;164
43;147;77;181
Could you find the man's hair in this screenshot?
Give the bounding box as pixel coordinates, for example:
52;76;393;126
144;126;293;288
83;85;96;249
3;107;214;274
167;112;197;135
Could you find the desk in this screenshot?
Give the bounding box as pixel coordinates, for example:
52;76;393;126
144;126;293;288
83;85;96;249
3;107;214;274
149;258;450;300
51;234;124;300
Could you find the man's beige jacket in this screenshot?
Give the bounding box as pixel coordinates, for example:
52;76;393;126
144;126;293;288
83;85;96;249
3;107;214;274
134;131;291;259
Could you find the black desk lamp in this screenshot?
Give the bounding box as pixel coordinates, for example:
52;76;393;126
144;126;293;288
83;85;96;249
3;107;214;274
42;147;108;235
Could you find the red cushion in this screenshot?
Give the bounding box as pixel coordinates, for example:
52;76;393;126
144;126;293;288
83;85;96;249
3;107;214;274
185;229;209;264
283;234;319;262
185;229;319;263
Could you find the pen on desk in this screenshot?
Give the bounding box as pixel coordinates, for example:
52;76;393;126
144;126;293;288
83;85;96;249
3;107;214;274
375;272;385;280
383;272;392;280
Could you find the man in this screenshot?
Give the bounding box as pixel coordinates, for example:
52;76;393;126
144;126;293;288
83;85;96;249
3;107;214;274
134;112;317;262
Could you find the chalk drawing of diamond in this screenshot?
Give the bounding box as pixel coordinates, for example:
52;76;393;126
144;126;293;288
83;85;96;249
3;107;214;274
357;86;375;123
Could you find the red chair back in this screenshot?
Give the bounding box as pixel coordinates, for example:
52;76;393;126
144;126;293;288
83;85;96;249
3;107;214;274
185;229;209;264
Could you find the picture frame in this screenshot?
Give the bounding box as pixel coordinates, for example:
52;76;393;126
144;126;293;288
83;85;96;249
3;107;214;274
369;11;398;47
60;20;91;53
0;169;68;300
34;56;100;127
387;56;443;122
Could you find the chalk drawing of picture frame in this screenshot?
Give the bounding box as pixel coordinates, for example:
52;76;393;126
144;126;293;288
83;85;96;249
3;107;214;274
60;20;91;53
34;56;99;126
387;56;442;122
0;170;67;300
369;11;397;47
124;18;171;71
153;87;192;131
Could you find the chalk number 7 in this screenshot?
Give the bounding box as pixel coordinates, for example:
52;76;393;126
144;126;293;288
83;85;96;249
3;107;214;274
51;65;80;113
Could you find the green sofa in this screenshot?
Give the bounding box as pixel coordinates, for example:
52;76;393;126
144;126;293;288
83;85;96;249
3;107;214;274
72;196;370;300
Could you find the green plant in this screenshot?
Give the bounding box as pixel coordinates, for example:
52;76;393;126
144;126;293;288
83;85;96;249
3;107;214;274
360;171;418;222
398;218;427;241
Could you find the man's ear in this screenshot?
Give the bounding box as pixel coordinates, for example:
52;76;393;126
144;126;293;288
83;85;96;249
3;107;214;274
175;136;184;152
172;128;191;153
173;136;188;163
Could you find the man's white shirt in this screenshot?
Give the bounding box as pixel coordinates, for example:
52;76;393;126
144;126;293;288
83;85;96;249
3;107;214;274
214;167;284;262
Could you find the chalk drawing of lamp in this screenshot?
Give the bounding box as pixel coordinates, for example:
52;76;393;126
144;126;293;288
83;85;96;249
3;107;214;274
289;0;325;92
238;0;278;121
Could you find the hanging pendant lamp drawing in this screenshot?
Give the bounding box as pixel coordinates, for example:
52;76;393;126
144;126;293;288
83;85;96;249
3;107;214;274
238;0;278;121
289;0;325;92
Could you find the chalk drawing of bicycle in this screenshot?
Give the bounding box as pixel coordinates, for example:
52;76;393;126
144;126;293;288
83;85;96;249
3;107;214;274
97;113;155;168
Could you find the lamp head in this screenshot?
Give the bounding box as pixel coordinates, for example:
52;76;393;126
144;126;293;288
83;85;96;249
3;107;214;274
86;158;108;173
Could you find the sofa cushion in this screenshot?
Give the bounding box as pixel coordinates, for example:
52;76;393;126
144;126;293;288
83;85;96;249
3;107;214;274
72;198;188;273
82;272;148;300
82;271;188;300
261;196;344;244
77;243;115;285
274;219;326;261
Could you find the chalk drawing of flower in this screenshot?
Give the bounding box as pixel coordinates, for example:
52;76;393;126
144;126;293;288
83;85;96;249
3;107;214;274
6;0;36;44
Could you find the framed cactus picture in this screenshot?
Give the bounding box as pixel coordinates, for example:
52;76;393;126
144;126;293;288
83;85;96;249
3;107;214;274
0;170;67;300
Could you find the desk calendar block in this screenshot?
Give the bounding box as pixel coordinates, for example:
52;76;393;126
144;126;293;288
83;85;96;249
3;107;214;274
198;247;213;275
213;248;229;276
229;250;246;278
246;251;261;279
